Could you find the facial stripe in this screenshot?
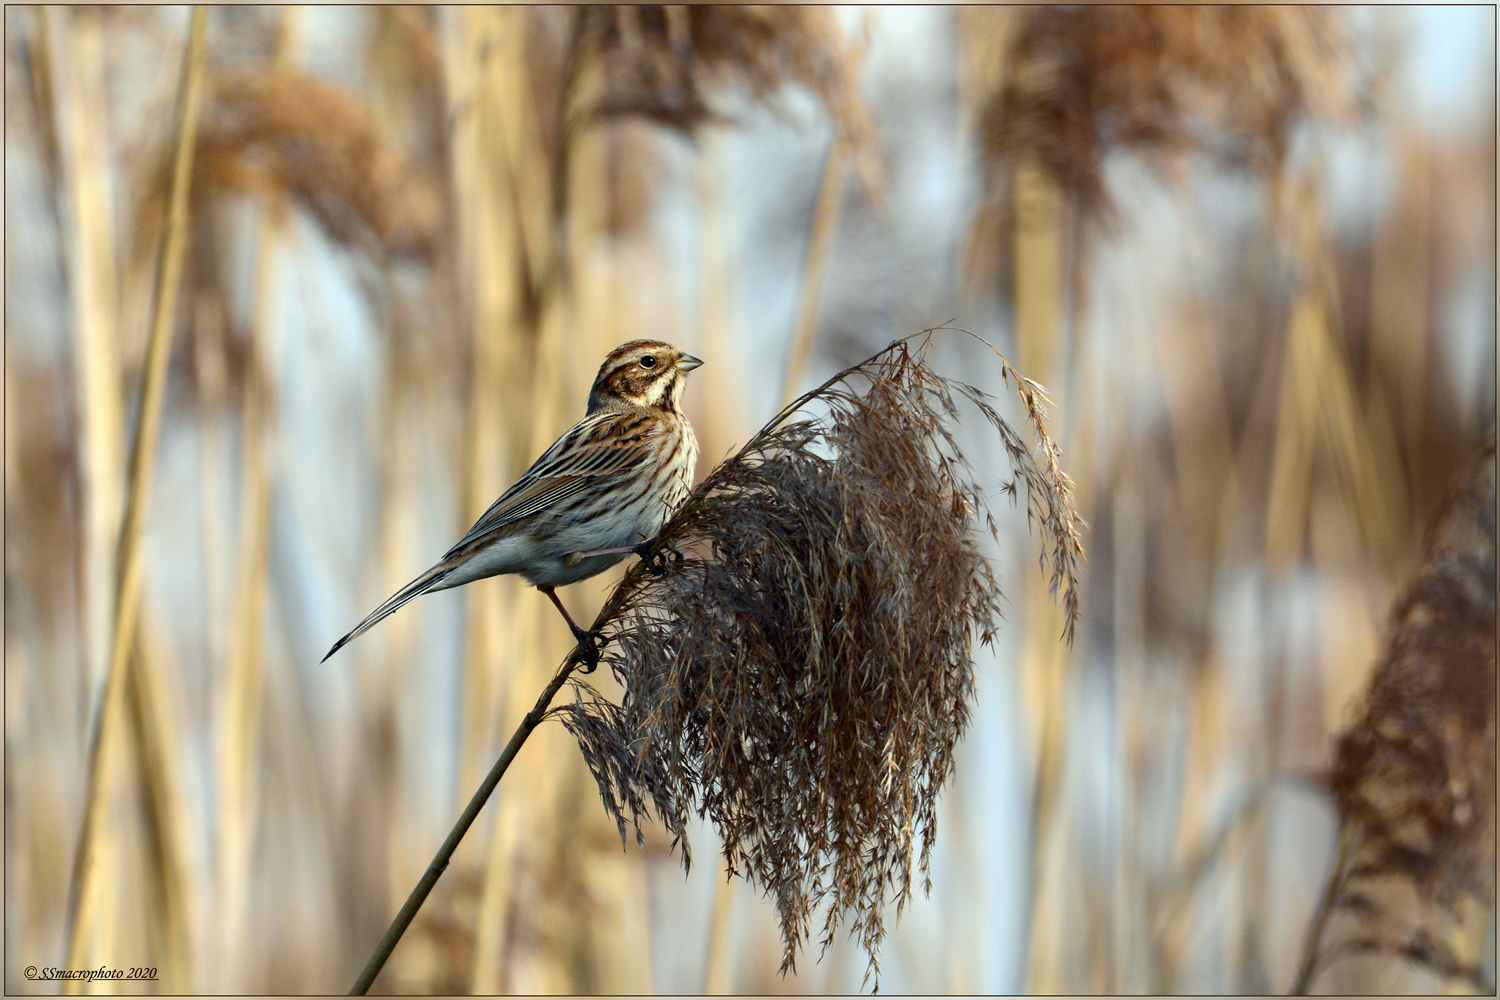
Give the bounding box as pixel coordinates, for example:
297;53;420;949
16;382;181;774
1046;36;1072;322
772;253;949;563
587;340;697;413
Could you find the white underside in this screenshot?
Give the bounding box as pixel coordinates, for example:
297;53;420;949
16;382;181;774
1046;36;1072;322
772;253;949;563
427;514;654;591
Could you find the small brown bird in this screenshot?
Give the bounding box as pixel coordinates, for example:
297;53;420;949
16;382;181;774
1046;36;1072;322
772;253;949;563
323;340;701;663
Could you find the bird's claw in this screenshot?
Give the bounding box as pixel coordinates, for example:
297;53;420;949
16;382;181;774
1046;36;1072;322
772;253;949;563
570;626;602;673
632;539;682;577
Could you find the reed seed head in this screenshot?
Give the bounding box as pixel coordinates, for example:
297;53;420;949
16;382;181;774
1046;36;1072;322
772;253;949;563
556;333;1084;987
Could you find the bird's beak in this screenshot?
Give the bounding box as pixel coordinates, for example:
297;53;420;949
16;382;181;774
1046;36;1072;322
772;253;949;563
675;353;703;371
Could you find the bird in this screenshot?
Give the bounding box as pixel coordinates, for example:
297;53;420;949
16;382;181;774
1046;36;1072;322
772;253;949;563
322;339;701;665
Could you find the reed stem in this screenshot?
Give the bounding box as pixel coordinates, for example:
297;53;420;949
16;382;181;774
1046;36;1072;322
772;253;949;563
61;7;208;981
348;643;591;995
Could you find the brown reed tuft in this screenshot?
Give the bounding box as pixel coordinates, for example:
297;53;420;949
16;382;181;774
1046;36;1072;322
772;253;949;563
1295;443;1496;992
136;67;445;262
561;5;883;211
555;332;1084;987
980;6;1357;214
567;6;859;133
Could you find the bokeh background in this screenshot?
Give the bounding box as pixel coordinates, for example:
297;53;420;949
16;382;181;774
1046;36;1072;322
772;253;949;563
5;5;1494;994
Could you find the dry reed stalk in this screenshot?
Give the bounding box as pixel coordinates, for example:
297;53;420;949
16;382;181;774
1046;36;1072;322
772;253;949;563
1139;294;1242;989
955;6;1014;148
1152;782;1268;992
45;5;126;711
1265;179;1401;572
61;7;208;983
490;8;556;308
447;8;577;992
126;601;198;991
332;30;469;974
692;131;744;996
363;6;445;162
1009;156;1074;995
1109;476;1145;993
2;362;89;986
212;12;296;989
22;6;61;188
370;319;430;961
352;640;596;995
213;128;282;1000
446;0;519;826
493;77;683;993
502;17;743;985
191;296;230;732
703;864;738;993
1263;277;1322;570
1369;136;1432;471
445;10;520;992
448;7;646;988
483;192;579;1000
1292;446;1496;994
3;353;16;580
471;778;521;993
1153;301;1239;560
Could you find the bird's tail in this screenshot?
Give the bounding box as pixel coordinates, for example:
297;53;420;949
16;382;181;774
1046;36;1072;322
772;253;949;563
322;560;455;662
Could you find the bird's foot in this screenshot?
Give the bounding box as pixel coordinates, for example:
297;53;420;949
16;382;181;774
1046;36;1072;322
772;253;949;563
570;625;602;673
632;538;682;577
541;584;602;672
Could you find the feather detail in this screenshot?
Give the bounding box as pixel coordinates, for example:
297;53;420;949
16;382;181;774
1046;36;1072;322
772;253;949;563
446;409;668;554
321;559;456;662
323;339;701;659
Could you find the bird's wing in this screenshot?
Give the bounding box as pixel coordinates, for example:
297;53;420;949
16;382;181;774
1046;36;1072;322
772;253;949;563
444;409;663;555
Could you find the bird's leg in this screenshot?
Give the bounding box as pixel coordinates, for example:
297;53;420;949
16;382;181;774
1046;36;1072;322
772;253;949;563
539;585;600;672
571;537;682;576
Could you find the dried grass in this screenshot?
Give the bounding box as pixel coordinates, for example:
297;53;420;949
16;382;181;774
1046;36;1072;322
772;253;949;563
133;66;445;263
562;5;883;206
555;332;1084;987
979;6;1357;214
569;6;855;133
62;6;209;982
1295;444;1496;992
45;4;126;707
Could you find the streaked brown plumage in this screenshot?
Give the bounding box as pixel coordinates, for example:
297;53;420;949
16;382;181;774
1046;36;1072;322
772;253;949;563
323;340;701;662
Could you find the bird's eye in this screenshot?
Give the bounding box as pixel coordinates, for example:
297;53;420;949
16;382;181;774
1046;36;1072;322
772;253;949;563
639;356;657;369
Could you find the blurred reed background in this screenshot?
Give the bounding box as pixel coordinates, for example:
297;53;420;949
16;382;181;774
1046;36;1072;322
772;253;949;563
5;5;1494;994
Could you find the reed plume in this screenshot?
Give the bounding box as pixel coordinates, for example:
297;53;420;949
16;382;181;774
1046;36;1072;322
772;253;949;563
977;6;1357;215
568;6;865;135
1294;443;1496;993
133;65;445;263
556;332;1083;987
558;5;884;233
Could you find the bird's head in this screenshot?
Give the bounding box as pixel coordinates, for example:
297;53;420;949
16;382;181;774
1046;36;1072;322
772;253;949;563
588;340;703;414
